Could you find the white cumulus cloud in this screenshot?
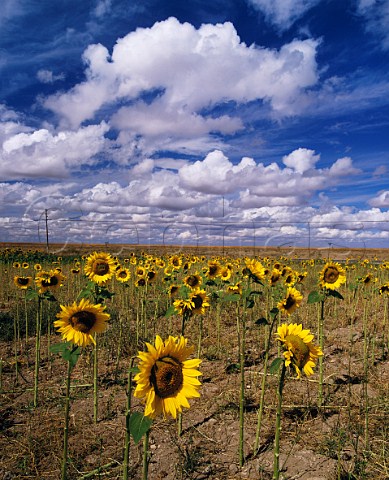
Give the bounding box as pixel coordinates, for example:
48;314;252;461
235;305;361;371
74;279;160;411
44;17;319;128
247;0;321;31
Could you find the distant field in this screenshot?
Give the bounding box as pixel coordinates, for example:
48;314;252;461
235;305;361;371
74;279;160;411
1;241;388;260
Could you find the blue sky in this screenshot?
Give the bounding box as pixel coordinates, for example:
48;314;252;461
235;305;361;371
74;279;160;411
1;0;389;250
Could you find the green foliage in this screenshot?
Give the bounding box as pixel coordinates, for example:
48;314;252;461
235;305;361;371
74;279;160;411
50;342;81;369
327;289;344;300
269;357;284;374
78;282;114;303
129;412;152;444
307;290;324;304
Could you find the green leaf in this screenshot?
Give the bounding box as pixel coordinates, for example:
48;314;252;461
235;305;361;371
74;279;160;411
63;347;81;369
269;307;279;317
245;298;255;309
50;342;71;354
50;342;81;368
129;412;152;444
97;288;114;299
43;291;57;302
128;366;140;375
269;357;284;374
307;291;324;304
77;286;94;300
327;289;344;300
220;294;241;302
164;304;176;318
25;289;39;301
249;273;264;285
248;290;263;296
255;317;269;326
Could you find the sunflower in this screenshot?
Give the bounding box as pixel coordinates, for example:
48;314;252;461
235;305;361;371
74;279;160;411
205;261;221;279
276;323;323;378
244;259;266;281
190;290;210;315
284;271;296;286
13;262;20;268
296;272;307;283
379;283;389;295
35;269;65;293
168;285;180;298
135;278;147;287
14;276;33;289
173;298;195;316
277;287;303;316
227;283;242;295
133;335;201;419
146;270;157;284
358;273;376;286
319;262;346;290
54;298;110;347
34;263;42;271
22;262;29;269
84;251;116;285
169;255;182;270
269;268;281;286
183;274;202;289
116;267;131;283
136;266;146;277
219;267;232;282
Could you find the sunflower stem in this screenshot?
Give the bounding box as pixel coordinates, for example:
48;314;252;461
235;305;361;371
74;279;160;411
177;410;183;437
197;315;203;358
273;362;286;480
254;312;277;453
13;298;20;385
33;296;42;407
93;334;99;423
24;290;29;366
123;358;135;480
318;297;325;407
238;308;246;468
142;427;150;480
61;353;73;480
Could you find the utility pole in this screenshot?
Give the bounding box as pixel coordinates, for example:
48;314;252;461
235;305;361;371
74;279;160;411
45;209;49;253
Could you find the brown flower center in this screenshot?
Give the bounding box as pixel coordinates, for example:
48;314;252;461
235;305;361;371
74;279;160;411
17;277;29;286
323;266;339;284
192;294;203;310
187;275;199;287
150;356;183;398
208;265;218;276
50;276;59;286
70;310;96;333
93;260;110;276
285;334;310;368
284;295;296;311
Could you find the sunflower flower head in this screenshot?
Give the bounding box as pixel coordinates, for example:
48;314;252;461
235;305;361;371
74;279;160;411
84;251;116;285
277;287;303;316
276;323;323;378
319;262;346;290
190;289;210;315
116;267;131;283
35;269;65;294
173;298;195;317
14;276;33;290
244;259;266;281
379;283;389;296
54;298;110;348
134;335;201;419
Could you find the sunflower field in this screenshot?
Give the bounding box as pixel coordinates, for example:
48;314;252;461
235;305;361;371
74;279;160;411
0;245;388;479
